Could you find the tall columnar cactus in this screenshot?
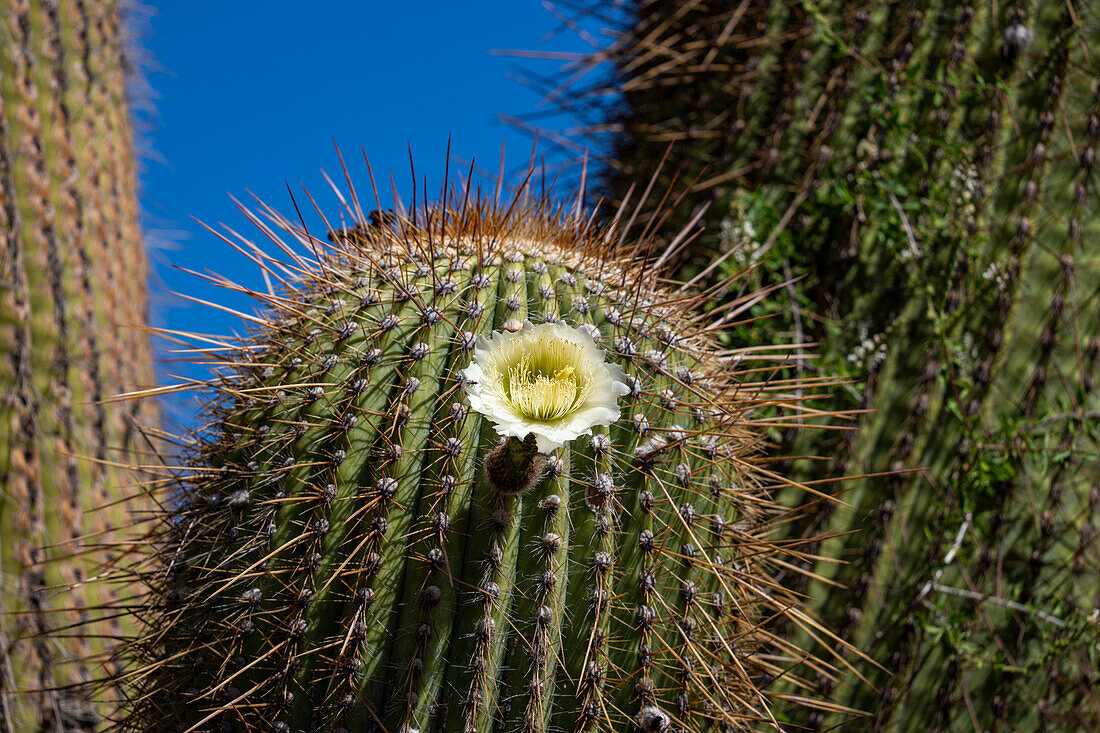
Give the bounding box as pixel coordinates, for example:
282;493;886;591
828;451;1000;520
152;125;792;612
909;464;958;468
540;1;1100;730
115;184;833;732
0;0;156;729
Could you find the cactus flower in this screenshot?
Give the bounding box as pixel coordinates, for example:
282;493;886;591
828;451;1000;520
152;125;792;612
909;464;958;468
462;320;629;452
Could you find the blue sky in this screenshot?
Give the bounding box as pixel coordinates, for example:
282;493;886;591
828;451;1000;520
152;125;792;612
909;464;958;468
133;2;602;427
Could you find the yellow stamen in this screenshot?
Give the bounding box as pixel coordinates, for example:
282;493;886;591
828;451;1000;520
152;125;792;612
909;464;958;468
502;350;590;421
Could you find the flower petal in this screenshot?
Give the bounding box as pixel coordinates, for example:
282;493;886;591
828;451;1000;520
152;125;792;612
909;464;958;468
461;320;629;453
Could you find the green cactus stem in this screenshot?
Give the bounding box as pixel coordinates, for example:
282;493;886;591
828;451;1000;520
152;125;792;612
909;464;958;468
113;177;836;732
0;0;156;730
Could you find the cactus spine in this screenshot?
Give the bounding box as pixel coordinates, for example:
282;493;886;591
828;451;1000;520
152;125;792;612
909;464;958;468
116;181;829;732
545;0;1100;729
0;0;156;730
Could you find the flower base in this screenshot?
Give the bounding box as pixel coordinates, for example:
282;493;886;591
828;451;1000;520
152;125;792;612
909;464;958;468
484;435;548;495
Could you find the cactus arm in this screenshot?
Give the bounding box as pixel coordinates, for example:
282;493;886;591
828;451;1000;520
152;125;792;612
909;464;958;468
1;1;154;728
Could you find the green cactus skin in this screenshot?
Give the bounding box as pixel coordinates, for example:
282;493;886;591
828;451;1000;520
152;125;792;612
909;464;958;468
114;186;829;732
539;1;1100;730
0;0;156;730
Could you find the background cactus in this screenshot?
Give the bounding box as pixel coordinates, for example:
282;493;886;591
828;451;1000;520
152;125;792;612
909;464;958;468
524;1;1100;730
114;178;840;732
0;0;157;730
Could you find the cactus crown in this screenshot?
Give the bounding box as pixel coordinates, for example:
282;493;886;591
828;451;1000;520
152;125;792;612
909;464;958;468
113;171;834;732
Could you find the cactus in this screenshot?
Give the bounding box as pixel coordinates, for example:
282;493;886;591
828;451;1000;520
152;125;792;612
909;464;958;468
532;0;1100;730
113;177;836;732
0;0;157;730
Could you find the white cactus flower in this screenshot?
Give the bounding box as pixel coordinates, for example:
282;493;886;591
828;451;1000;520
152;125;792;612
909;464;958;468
461;320;630;453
